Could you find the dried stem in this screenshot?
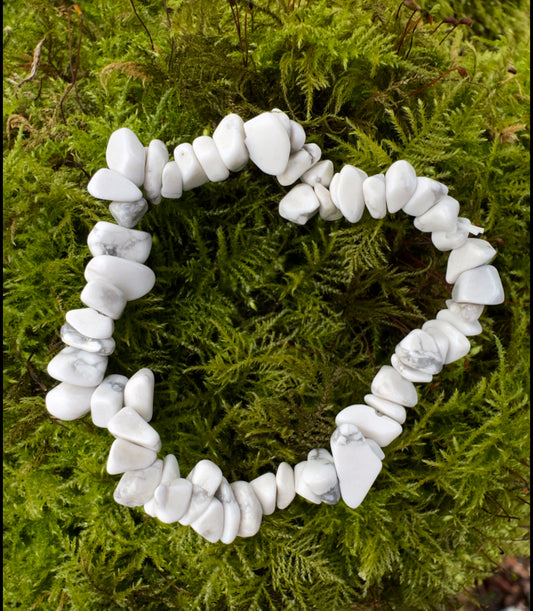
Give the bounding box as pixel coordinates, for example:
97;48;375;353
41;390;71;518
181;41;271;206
408;66;468;97
12;36;46;87
129;0;155;51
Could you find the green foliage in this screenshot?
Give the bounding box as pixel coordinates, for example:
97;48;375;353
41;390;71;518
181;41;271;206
3;0;529;609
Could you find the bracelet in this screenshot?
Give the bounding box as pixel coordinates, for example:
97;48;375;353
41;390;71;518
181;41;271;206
45;110;504;544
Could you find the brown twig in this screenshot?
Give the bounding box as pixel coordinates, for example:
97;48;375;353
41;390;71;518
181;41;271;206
129;0;155;51
408;65;468;97
162;0;175;70
12;36;46;87
155;567;192;596
59;6;85;123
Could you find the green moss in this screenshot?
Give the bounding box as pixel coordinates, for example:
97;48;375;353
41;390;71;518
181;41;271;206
3;0;529;609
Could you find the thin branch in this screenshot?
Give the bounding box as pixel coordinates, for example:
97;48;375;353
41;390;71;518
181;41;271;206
130;0;155;51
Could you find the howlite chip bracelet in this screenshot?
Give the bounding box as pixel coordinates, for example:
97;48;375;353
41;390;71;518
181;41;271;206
45;110;505;543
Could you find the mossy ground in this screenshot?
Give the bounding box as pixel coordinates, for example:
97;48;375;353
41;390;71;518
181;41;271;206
3;1;529;609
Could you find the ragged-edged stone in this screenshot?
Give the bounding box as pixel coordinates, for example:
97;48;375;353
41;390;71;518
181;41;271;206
314;183;343;221
91;374;128;428
124;368;154;421
85;255;155;301
276;147;317;186
192;135;230;182
144;139;169;204
278;183;320;225
364;393;407;424
109;198;148;228
66;308;114;339
331;164;367;223
395;329;444;375
80;280;127;320
215;477;241;544
106;128;146;186
250;472;277;515
390;354;433;383
47;346;107;387
190;497;224;542
160;161;183;199
362;174;387;219
402;177;448;217
414;195;459;233
330;423;382;509
108;406;162;452
60;323;115;356
173;143;209;191
370;365;418;407
335;404;403;447
302;448;340;505
153;478;193;523
275;462;295;510
230;481;263;537
88;168;143;202
107;438;157;474
451;265;504;305
301;159;334;188
243;112;291;175
212;113;249;172
446;238;497;284
87;221;152;264
421;319;470;364
114;459;163;507
385;160;417;213
46;382;96;420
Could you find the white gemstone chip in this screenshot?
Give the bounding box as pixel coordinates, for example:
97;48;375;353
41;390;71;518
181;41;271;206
362;174;387;219
301;159;334;188
87;221;152;264
289;120;306;153
153;479;193;523
314;183;343;221
45;382;96;420
364;394;407;424
402;177;448;217
278;183;320;225
113;459;163;507
80;280;127;320
173;143;209;191
190;497;224;543
144;139;169;204
370;365;418;407
124;368;155;422
294;461;322;504
331;165;367;223
250;472;277;515
422;319;470;364
107;438;157;475
84;255;156;301
109;199;149;229
243;112;291;175
390;354;433;383
192;135;230;182
87;168;143;202
302;448;340;504
66;308;114;340
330;423;382;509
395;329;444;375
60;323;115;356
451;265;504;305
276;147;317;186
90;374;128;428
271;108;291;135
230;481;263;538
160;161;183;199
187;460;223;497
385;160;417;213
47;346;107;387
275;462;295;510
335;404;403;447
212;113;249;172
446;238;497;284
215;477;241;544
436;308;482;336
108;406;162;452
431;217;472;251
106;128;146;186
413;195;459;233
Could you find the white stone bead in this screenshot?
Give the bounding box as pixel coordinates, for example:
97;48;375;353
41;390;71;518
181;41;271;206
66;308;114;340
331;165;367;223
192;135;230;182
390;353;432;383
87;168;143;202
80;280;127;320
243;112;291;175
113;459;163;507
431;217;472;251
395;329;444;374
294;461;321;504
84;255;156;301
108;406;162;452
271;108;291;135
276;147;317;186
289;120;306;153
212;113;249;172
60;323;115;356
314;183;343;221
90;374;128;428
275;462;295;510
330;423;382;509
301;159;334;187
302;448;340;504
107;438;157;475
329;172;340;203
362;174;387;219
186;460;223;497
154;478;193;523
303;143;321;165
446;238;497;284
178;483;214;526
250;472;277;515
278;183;320;225
124;368;154;421
385;160;417;213
215;477;241;544
446;299;484;325
144;497;157;517
109;199;148;228
436;308;482;336
335;404;403;447
160;454;180;484
160;161;183;199
87;221;152;264
106;128;146;186
413;195;459;233
422;319;470;364
47;346;107;387
451;265;504;305
370;365;418;407
173;143;209;191
366;438;386;460
230;481;263;537
402;177;448;216
190;497;224;542
45;382;95;420
144;139;169;204
364;393;407;424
